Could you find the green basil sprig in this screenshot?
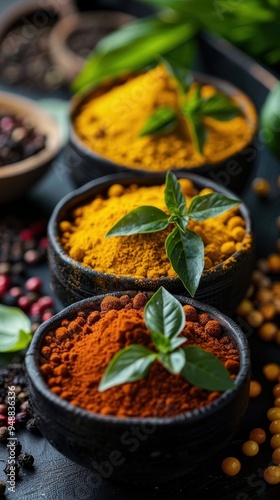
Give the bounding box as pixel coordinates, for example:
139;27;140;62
98;287;236;392
106;171;240;297
139;57;241;153
0;305;32;352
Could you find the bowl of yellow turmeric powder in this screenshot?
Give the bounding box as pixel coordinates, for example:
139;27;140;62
48;172;254;315
66;64;257;193
26;289;250;482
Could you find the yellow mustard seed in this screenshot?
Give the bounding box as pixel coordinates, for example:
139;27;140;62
271;434;280;449
221;457;241;476
242;440;259;456
267;408;280;421
249;428;266;444
263;465;280;484
249;380;262;398
258;322;277;342
270;420;280;434
252;177;271;198
263;363;280;381
272;447;280;465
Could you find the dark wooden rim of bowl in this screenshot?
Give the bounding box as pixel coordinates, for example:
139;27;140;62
0;92;64;178
25;291;250;426
69;71;258;174
47;171;253;286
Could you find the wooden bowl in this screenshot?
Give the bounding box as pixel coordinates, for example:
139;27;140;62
0;92;63;204
66;72;258;194
49;11;135;84
26;291;250;483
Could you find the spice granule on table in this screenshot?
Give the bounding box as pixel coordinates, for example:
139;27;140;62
59;179;252;279
40;294;239;418
74;65;255;171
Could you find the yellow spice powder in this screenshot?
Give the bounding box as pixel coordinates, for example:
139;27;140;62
59;179;252;279
74;65;255;172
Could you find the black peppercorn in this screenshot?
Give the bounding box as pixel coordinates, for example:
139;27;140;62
17;453;34;469
0;481;6;496
0;427;8;442
26;417;41;435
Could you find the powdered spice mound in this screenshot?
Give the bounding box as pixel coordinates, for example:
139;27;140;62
74;65;255;171
39;294;240;418
59;179;252;279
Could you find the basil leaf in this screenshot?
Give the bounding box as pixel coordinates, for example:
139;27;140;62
151;331;172;353
184;111;206;154
165;226;204;297
98;345;157;392
73;16;196;94
182;346;236;391
187;193;241;221
106;206;169;236
144;286;185;339
159;349;186;375
200;94;240;121
169;336;187;350
161;55;193;94
164;171;187;216
175;216;189;233
0;305;32;352
139;107;177;137
260;83;280;158
182;85;202;114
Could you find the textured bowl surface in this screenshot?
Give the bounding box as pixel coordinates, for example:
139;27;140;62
25;291;251;483
66;72;257;194
48;172;254;315
0;92;63;203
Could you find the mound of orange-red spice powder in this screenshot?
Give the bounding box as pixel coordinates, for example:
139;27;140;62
39;293;239;418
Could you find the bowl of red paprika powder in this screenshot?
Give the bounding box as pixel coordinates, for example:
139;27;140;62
25;290;250;483
47;171;254;315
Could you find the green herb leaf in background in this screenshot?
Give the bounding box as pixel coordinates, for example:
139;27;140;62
165;226;204;297
260;82;280;159
184;110;206;154
161;55;193;94
107;206;169;236
200;93;241;121
98;344;157;392
72;15;197;95
139;107;177;137
182;346;236;391
0;305;32;352
144;286;185;339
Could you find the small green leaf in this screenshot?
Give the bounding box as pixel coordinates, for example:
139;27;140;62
183;85;202;114
159;349;186;374
161;55;193;94
98;345;157;392
164;171;187;216
175;216;189;233
165;226;204;297
169;336;187;350
260;83;280;159
151;331;172;353
182;346;236;391
184;111;206;154
106;206;169;236
0;305;32;352
139;107;177;137
144;286;185;339
200;93;241;121
187;193;241;221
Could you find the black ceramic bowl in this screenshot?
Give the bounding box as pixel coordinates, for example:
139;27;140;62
66;72;257;194
25;291;251;483
48;172;254;315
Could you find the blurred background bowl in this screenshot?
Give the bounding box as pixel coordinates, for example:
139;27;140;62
66;72;257;194
25;291;251;483
48;10;135;84
0;92;63;204
47;172;254;314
